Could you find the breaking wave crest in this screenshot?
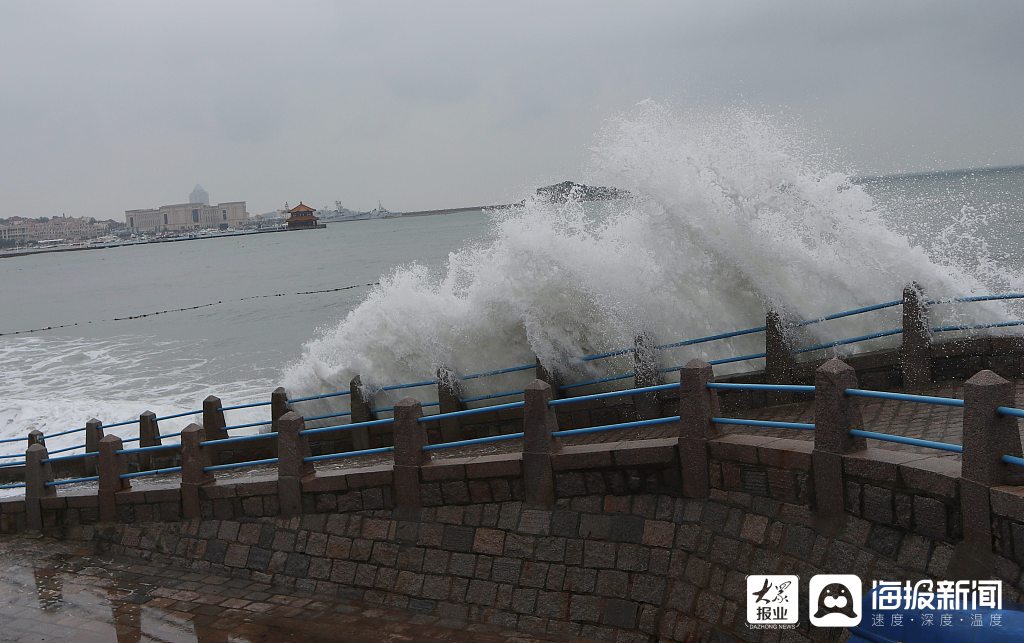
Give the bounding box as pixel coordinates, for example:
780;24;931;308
283;101;1018;403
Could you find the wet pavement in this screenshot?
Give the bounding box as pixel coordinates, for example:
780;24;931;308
0;535;580;642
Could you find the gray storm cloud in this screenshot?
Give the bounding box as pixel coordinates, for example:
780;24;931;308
0;0;1021;220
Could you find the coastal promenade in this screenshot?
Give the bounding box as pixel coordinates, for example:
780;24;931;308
2;284;1024;640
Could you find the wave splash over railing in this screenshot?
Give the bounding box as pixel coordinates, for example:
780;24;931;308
281;102;1022;407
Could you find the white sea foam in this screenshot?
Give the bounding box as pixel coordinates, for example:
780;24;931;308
0;335;272;446
283;102;1018;404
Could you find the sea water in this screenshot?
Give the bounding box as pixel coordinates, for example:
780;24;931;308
2;103;1022;449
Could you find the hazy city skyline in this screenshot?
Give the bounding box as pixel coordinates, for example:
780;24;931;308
2;1;1022;220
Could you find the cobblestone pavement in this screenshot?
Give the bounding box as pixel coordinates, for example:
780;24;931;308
0;535;584;642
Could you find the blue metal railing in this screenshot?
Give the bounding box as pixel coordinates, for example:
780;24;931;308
287;390;352;404
932;320;1024;334
707;383;815;393
45;476;99;487
121;466;183;480
1003;455;1024;467
553;415;680;438
461;363;535;381
371;402;440;414
223;420;273;432
304;445;394;463
201;432;278;448
549;382;679;407
8;290;1023;482
116;443;181;456
845;389;964;408
850;428;962;453
41;452;98;465
204;457;279;473
579;347;633;362
304;411;353;422
794;299;903;327
656;325;767;350
999;407;1024;419
0;482;26;489
380;380;435;391
154;410;201;422
460;390;527;404
218;400;272;412
423;432;525;451
711;418;816;431
560;372;635;391
795;328;903;355
300;417;394;437
417;401;525;423
928;293;1024;305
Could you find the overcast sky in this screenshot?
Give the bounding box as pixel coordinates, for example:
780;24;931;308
1;1;1022;220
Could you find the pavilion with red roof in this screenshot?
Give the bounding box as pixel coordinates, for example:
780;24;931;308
285;202;320;230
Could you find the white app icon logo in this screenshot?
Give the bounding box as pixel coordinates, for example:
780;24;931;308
809;574;862;627
746;575;798;625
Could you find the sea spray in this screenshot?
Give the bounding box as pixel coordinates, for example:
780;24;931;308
283;102;1016;404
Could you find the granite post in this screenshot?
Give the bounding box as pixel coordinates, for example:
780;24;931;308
277;412;313;516
349;375;376;451
84;418;103;477
27;429;45;448
180;424;214;520
536;357;562;400
522;379;560;507
436;367;465;442
951;369;1021;577
392;398;427;513
765;308;796;405
677;359;720;498
270;387;292;434
24;443;54;532
900;283;932;389
138;411;161;472
97;434;129;523
812;359;866;524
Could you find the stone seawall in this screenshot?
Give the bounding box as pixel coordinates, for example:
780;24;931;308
14;426;1024;641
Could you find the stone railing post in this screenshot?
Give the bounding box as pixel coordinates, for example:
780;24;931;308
392;398;427;514
98;435;129;522
677;359;720;498
270;387;292;434
277;412;313;516
436;367;465;442
900;283;931;389
180;424;214;520
536;357;562;400
202;396;229;441
24;443;55;532
138;411;161;472
812;359;866;524
27;429;45;448
522;380;559;507
765;308;796;404
84;418;103;476
633;333;660;419
350;375;376;450
949;370;1022;577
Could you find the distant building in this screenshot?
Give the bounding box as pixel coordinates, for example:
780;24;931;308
125;201;248;233
189;184;210;206
0;216;108;243
285;202;320;230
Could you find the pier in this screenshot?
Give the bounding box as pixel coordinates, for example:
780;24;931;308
2;284;1024;640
